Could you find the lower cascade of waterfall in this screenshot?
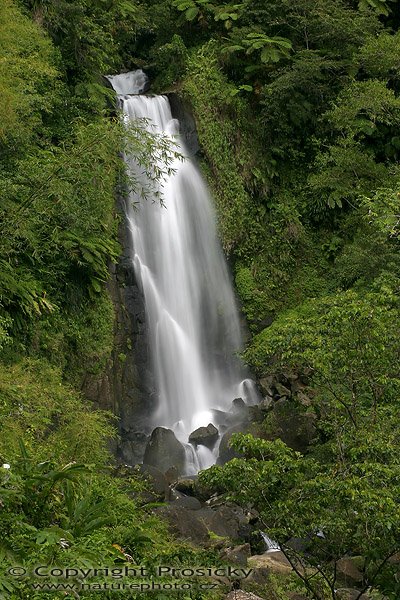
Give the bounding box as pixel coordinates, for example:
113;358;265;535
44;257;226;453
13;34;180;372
107;70;259;474
260;532;281;553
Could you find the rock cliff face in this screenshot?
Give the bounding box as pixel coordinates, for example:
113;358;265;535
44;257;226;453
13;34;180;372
82;193;155;464
167;93;200;157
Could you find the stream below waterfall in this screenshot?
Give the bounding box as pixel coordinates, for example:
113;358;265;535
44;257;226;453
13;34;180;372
107;70;259;473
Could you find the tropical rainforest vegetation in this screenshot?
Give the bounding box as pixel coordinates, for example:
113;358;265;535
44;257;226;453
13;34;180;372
0;0;399;598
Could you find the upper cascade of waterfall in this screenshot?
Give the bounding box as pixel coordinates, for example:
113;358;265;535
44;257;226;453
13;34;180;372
108;71;259;471
106;69;148;95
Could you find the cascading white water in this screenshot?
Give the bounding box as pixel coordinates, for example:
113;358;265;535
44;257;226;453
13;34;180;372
107;70;258;470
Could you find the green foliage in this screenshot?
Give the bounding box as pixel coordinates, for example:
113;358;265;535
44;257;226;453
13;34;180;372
183;45;260;251
358;0;395;16
246;285;400;431
308;139;389;210
2;0;400;597
362;186;400;239
307;78;400;211
0;360;116;466
0;118;122;348
0;317;12;351
0;5;229;598
0;0;58;148
151;34;188;91
58;232;119;300
200;425;400;598
235;273;400;598
19;0;148;88
235;267;269;327
225;32;292;65
172;0;244;28
237;0;380;57
0;457;159;598
358;31;400;81
326;79;400;137
332;188;400;288
199;435;303;506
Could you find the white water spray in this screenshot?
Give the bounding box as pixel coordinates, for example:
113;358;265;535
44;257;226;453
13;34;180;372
260;532;281;553
108;70;258;469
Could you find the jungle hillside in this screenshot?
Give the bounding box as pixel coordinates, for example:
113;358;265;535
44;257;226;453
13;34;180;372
0;0;400;599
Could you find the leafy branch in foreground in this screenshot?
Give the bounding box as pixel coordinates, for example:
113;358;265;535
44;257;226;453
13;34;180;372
199;431;400;599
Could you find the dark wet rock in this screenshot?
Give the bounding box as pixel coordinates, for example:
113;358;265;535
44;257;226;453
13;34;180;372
290;378;308;393
82;192;155;466
206;493;227;508
248;551;292;575
143;427;186;474
296;391;312;407
189;423;219;448
274;382;292;398
259;376;275;397
286;537;310;553
158;501;251;543
171;495;202;511
218;422;265;464
193;478;214;502
246;507;260;524
167;487;187;502
231;397;248;415
218;425;244;463
265;402;318;454
171;476;213;502
174;477;197;496
167;93;200;157
199;504;249;539
139;464;168;501
260;396;273;411
118;431;149;465
211;408;231;425
156;505;210;543
211;408;246;431
164;466;179;485
172;476;211;502
248;405;265;423
336;557;364;587
220;543;251;566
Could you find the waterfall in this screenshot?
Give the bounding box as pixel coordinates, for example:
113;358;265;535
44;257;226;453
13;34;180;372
107;70;258;468
260;532;281;553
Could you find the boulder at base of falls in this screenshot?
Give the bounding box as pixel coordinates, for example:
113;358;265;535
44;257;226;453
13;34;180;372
220;543;251;566
173;477;197;496
218;422;265;464
218;425;245;463
139;464;168;500
143;427;186;475
189;423;218;448
156;505;210;543
231;397;248;416
248;552;292;575
170;495;202;510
